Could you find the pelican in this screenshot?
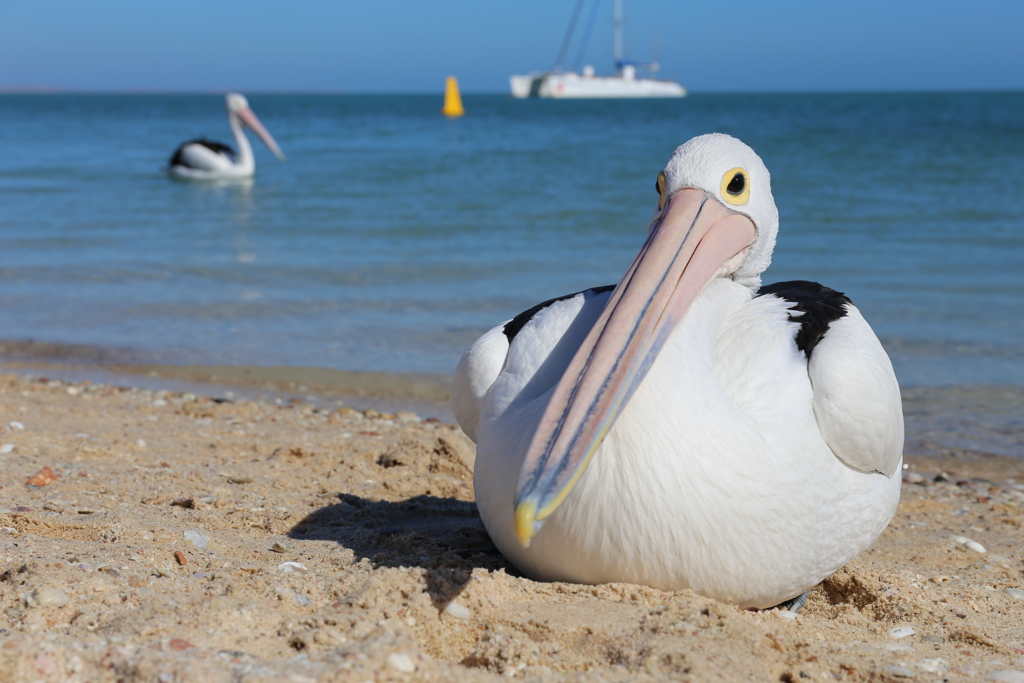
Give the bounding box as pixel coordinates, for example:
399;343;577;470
168;93;284;181
453;134;903;609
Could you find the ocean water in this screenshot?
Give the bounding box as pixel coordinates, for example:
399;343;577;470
0;92;1022;389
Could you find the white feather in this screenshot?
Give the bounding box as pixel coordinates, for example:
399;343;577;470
808;305;904;476
452;326;509;442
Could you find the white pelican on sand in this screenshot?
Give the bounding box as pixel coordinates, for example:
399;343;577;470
168;93;284;181
454;134;903;609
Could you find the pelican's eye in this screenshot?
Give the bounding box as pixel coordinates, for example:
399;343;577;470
655;171;668;211
720;168;750;206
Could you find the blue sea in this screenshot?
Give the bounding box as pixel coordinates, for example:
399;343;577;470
0;93;1022;402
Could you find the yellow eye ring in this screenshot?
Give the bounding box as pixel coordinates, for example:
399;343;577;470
655;171;667;211
720;168;750;206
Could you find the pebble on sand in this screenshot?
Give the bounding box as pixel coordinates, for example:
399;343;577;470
442;601;471;620
918;658;949;673
950;535;987;553
26;466;59;487
1002;587;1024;600
183;529;209;549
0;443;14;454
386;653;416;673
33;588;70;608
986;672;1024;683
168;638;194;651
889;627;916;639
886;665;916;678
277;562;307;573
174;551;187;566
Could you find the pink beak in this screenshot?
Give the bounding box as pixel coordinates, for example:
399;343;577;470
236;107;285;161
513;189;757;546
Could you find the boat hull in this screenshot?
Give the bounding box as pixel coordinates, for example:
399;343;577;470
510;72;686;99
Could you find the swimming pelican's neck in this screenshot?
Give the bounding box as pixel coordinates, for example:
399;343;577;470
228;111;254;172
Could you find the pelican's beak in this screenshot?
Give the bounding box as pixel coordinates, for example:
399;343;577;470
236;107;286;161
513;189;757;547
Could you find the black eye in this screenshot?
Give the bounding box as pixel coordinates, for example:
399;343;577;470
726;172;746;196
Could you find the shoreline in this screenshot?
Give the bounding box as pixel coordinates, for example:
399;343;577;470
0;337;455;422
3;336;1022;459
0;372;1023;680
0;360;455;423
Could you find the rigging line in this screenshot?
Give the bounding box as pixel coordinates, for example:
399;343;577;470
573;0;603;72
553;0;588;72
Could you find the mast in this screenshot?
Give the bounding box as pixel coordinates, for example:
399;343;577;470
554;0;587;73
613;0;624;74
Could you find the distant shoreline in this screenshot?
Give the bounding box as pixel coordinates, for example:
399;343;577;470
3;88;1024;96
2;337;1021;459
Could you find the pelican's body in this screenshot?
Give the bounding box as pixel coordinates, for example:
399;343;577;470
168;93;284;181
454;134;903;608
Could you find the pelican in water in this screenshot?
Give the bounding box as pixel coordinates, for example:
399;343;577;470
453;134;903;609
168;93;284;181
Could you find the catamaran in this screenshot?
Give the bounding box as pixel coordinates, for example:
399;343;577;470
510;0;686;99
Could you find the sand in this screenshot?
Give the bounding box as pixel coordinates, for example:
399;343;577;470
1;371;1023;682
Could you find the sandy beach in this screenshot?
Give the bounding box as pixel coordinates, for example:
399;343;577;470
1;371;1023;682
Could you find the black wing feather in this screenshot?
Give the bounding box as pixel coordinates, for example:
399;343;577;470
169;138;237;168
503;285;616;343
756;280;852;357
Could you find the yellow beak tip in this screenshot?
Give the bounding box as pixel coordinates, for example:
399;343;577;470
514;501;538;548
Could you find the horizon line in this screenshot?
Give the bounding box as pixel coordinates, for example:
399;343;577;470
2;86;1023;96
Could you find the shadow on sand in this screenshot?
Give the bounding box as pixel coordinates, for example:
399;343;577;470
287;492;513;606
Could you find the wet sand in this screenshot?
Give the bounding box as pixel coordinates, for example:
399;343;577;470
1;372;1023;682
0;339;453;418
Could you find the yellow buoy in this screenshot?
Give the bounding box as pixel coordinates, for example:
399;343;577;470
442;76;465;118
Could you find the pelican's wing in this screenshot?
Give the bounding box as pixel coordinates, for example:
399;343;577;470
169;138;236;170
452;285;615;442
452;324;510;443
758;281;904;477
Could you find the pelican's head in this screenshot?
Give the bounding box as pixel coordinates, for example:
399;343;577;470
513;133;779;547
225;92;250;113
658;133;778;289
225;92;286;162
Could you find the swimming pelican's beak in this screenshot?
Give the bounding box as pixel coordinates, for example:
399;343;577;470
236;107;286;161
513;188;757;547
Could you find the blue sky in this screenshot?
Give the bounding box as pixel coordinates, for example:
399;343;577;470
1;0;1022;93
